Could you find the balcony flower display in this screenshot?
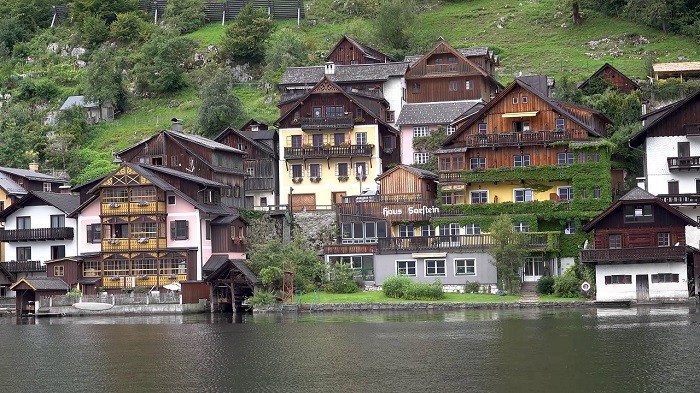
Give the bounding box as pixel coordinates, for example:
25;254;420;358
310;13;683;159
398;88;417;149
310;177;321;183
292;177;303;184
338;176;349;182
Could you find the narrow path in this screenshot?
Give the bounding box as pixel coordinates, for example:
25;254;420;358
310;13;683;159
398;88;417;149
519;282;539;304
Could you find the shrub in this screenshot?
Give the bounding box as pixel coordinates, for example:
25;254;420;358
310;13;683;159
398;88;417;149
325;262;361;294
404;280;445;301
258;266;282;291
553;275;580;298
464;281;481;293
536;276;555;295
246;290;277;307
382;275;413;298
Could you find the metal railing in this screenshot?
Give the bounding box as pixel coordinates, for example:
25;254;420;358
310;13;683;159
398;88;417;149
39;293;182;308
657;194;700;206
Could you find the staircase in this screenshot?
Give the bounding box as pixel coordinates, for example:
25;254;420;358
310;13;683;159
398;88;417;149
519;282;539;305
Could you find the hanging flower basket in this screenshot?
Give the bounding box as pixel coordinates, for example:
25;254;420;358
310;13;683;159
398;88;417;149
338;176;349;182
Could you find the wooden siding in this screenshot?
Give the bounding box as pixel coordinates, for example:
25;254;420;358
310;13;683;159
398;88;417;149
326;38;384;65
211;220;248;254
279;93;384;129
644;95;700;138
593;203;690;231
600;66;638;94
405;76;490;103
592;227;686;250
440;144;580;171
182;281;210;304
47;260;80;284
336;200;439;223
379;167;437;202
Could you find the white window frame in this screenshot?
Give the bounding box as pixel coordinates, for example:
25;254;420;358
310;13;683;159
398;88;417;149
513;221;529;232
514;188;533;202
43;182;52;192
557;152;574;165
464;223;481;235
425;259;446;277
465;80;473;90
657;232;670;247
514;155;531;167
555;118;565;130
421;225;435;237
512;97;518;104
413;126;429;138
522;96;528;104
446;125;456;135
470;190;488;204
470;157;486;170
558;186;574;200
396;260;416;276
355;132;367;145
414;152;431;165
478;123;487;134
455;259;476;276
565;222;576;235
399;224;414;237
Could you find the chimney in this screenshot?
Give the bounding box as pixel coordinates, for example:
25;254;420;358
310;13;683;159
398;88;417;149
29;162;39;171
325;62;335;75
171;118;183;132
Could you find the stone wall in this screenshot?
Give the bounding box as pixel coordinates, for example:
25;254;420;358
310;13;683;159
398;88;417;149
291;210;337;251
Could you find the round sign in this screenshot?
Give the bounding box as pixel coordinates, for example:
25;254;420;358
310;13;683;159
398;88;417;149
581;281;591;292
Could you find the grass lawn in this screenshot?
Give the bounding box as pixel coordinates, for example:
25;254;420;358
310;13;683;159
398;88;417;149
296;290;521;304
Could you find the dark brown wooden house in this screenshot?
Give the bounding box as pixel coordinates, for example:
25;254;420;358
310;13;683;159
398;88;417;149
202;255;258;312
404;38;502;104
579;63;640;94
325;35;394;65
10;276;69;315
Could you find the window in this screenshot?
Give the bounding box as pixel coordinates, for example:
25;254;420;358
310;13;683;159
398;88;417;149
465;80;472;90
478;123;487;134
449;80;458;91
464;223;481;235
325;106;344;117
439;223;461;240
609;234;622;249
291;164;303;178
334;133;345;146
413;126;429;137
593;187;601;199
470;191;488;204
50;215;65;228
412;83;420;93
387;111;395;123
434;57;443;64
580;188;587;199
555;118;565;130
513;155;531;167
668;180;679;194
399;225;414;237
414;152;431;164
565;222;576;235
455;259;476;275
657;232;670;247
605;275;632;284
336;163;349;177
260;197;268;207
446;125;456;135
651;273;679;283
513;222;529;232
470;157;486;170
522;96;528;103
54;265;64;276
312;134;324;146
421;225;435;237
557;152;574;165
512;97;518;104
558;186;574;200
397;260;416;276
448;57;457;64
245;167;255;178
87;224;102;243
205;220;211;241
16;216;30;229
383;135;396;149
51;245;65;259
355;132;367;145
696;179;700;194
678;141;690;157
171;220;189;240
513;120;530;132
514;188;533;202
355;162;367;179
312;107;322;117
426;259;446;276
441;191;465;205
43;182;52;192
309;164;321;178
624;204;653;223
291;135;302;147
17;247;31;261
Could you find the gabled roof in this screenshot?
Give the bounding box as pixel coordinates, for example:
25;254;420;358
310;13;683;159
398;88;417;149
275;76;399;134
239;118;269;130
0;172;27;196
653;62;700;73
406;39;490;78
326;35;394;63
629;88;700;147
377;164;438;181
139;164;228;188
404;46;498;66
578;63;640;91
202;257;259;286
279;62;409;86
444;77;609;145
396;100;484;125
213;127;276;156
0;167;65;183
116;130;245;157
60;95;98;110
582;187;698;231
10;276;70;291
0;191;80;219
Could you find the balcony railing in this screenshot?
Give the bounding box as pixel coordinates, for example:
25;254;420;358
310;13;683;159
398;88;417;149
657;194;700;206
284;144;372;159
0;227;74;242
579;246;686;263
0;260;46;272
300;115;354;130
667;156;700;171
461;129;589;148
101;238;168;252
376;233;556;254
425;63;460;74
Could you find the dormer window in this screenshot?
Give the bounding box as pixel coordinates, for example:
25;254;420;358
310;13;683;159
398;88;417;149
624;204;653;223
512;97;518;104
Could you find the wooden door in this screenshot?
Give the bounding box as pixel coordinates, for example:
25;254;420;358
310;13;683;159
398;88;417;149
291;193;316;211
332;191;346;205
636;274;649;301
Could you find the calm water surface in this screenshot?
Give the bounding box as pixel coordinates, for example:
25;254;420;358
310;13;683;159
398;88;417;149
1;305;698;393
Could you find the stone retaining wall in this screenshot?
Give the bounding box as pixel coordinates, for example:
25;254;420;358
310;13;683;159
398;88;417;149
47;299;207;316
255;301;596;312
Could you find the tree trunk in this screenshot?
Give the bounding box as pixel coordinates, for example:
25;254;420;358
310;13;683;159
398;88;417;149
572;2;582;26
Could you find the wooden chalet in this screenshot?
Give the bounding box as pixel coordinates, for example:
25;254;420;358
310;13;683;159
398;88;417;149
580;188;698;301
215;126;279;209
115;125;247;208
579;63;640;94
0;165;66;196
276;76;401;209
325;35;394;65
239;119;270;133
10;277;69;315
203;255;259;312
404;38;502;104
652;62;700;81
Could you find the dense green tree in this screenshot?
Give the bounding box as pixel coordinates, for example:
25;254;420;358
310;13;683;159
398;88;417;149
83;47;127;110
197;68;244;137
374;0;418;53
623;0;685;33
0;0;54;33
165;0;206;34
71;0;139;25
220;4;275;65
109;11;153;46
79;14;110;47
487;215;528;294
247;237;325;290
263;28;309;84
0;18;27;58
0;103;46;169
132;30;196;94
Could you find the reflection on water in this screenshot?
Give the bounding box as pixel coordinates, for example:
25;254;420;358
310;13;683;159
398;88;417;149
1;304;699;392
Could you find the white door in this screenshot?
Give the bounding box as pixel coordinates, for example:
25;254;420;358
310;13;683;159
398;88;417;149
523;256;544;282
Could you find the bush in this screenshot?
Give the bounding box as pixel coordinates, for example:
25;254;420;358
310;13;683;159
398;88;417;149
246;290;277;307
553;275;580;298
536;276;555;295
382;275;413;298
325;278;361;294
464;281;481;293
404;280;445;301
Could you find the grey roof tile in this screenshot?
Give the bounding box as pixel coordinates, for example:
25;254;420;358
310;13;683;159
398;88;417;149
0;173;27;195
167;130;245;154
20;277;70;291
60;95;98;110
0;167;65;182
280;62;409;85
618;187;657;201
396;101;483;125
32;191;81;213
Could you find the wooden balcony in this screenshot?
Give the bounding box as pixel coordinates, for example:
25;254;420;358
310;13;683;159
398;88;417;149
667;156;700;171
0;227;74;242
376;233;556;254
461;129;589;148
101;238;168;252
0;260;46;273
579;246;686;264
102;274;187;289
284;144;372;159
101;201;167;216
244;177;276;191
300;115;353;130
425;63;460;74
336;200;441;222
657;194;700;206
324;244;378;255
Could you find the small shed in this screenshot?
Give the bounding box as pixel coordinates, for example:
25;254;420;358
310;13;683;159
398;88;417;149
652;62;700;81
203;256;259;312
60;95;114;124
10;277;70;315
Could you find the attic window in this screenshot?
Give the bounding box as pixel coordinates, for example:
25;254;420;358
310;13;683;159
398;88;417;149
448;57;457;64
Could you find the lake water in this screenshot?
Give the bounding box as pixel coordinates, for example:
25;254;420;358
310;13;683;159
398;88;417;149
1;305;698;392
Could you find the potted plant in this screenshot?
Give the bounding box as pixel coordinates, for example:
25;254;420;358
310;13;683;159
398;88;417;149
354;116;365;123
292;177;303;184
302;143;312;149
291;118;300;125
322;142;332;150
338;176;349;182
339;141;350;147
310;177;321;183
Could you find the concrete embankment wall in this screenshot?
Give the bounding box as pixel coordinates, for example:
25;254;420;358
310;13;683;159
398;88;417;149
48;300;207;316
255;301;597;312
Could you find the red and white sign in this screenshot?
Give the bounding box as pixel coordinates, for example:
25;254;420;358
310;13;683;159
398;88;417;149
581;281;591;292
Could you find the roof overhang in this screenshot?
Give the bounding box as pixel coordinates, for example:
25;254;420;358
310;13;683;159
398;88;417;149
502;111;538;118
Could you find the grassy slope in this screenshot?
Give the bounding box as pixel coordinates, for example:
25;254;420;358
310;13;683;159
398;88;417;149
87;0;699;155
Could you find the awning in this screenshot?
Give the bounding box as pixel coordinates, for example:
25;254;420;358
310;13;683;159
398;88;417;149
502;111;538;118
412;252;447;258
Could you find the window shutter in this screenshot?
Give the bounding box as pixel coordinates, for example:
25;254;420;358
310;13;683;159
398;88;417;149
184;221;189;240
170;221;176;240
335;164;339;176
87;225;93;243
